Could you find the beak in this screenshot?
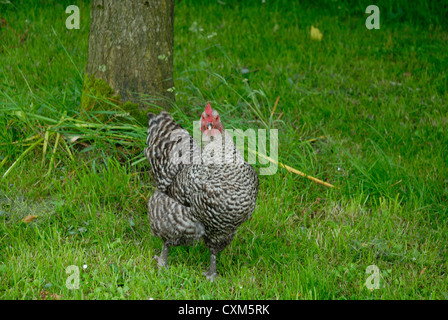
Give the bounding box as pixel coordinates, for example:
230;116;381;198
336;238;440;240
207;123;213;130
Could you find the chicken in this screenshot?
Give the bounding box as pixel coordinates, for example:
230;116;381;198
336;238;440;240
144;102;259;281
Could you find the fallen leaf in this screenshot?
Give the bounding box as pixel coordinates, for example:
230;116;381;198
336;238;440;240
40;290;49;300
50;293;61;300
39;290;61;300
420;267;427;275
310;25;323;41
21;215;38;223
69;135;81;143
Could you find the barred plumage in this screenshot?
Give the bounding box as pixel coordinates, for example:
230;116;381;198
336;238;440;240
145;104;259;281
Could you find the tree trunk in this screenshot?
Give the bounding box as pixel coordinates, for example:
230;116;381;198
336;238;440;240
85;0;175;113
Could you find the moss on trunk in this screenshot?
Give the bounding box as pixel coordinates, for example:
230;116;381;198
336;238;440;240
81;74;147;125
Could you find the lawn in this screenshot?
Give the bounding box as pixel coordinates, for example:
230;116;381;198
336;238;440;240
0;0;447;299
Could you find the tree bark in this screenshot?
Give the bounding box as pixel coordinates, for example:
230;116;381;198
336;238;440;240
85;0;175;111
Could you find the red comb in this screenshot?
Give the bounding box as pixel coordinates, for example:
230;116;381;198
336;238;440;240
205;102;212;115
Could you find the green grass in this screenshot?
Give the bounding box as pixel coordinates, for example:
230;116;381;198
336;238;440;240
1;0;447;299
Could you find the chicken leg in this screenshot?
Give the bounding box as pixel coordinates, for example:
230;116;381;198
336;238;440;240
203;253;218;282
153;243;169;269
